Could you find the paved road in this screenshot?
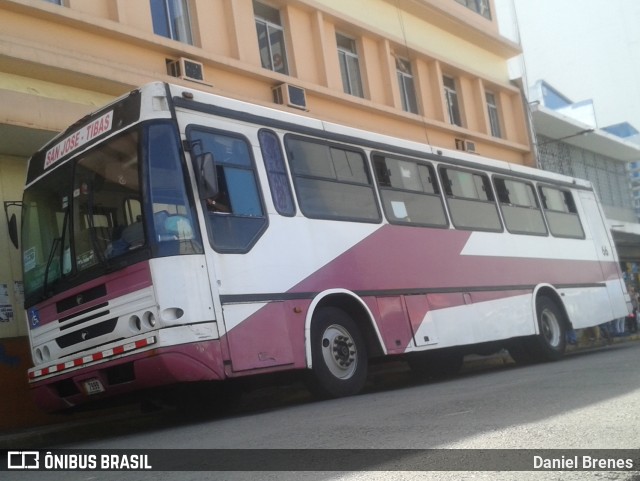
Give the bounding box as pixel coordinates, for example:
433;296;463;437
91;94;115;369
6;342;640;480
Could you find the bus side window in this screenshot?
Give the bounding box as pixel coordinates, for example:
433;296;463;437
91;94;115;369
439;167;502;232
494;177;547;236
538;185;585;239
284;135;380;222
372;153;447;227
258;129;295;216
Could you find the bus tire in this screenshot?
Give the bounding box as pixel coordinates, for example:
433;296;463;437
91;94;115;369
308;306;368;398
528;296;567;362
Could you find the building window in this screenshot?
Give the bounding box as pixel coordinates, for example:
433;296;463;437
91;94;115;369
443;76;462;127
150;0;193;45
336;33;364;98
253;1;289;75
396;57;419;114
485;91;502;138
42;0;63;4
455;0;492;20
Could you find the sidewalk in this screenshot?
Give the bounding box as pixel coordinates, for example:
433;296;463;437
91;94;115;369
2;331;639;450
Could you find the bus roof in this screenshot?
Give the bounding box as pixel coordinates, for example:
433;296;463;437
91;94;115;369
26;81;593;192
166;82;593;191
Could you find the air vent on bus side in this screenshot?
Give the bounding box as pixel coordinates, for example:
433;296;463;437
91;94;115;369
272;83;307;110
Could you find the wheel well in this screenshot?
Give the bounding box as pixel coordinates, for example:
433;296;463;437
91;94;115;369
536;287;573;331
314;294;385;358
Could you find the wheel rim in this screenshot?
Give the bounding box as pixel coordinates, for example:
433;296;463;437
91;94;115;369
320;324;358;380
540;308;561;348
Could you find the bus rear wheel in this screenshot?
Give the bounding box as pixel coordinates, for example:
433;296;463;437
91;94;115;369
510;296;567;364
308;306;368;398
532;296;567;361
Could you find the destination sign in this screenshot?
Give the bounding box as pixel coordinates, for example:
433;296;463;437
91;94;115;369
44;111;114;169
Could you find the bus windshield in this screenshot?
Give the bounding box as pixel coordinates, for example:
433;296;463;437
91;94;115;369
22;130;144;304
22;121;203;307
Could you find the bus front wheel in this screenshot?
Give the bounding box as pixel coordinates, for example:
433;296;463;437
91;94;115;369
308;306;368;398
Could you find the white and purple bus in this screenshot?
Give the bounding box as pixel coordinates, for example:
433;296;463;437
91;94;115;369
20;82;630;411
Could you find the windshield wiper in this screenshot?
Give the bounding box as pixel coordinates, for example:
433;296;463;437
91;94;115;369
87;182;110;269
42;206;70;300
42;237;61;300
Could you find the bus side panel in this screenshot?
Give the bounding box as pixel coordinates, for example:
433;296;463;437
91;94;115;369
407;293;451;347
222;300;309;373
375;296;416;353
558;286;618;330
578;191;630;320
408;290;533;351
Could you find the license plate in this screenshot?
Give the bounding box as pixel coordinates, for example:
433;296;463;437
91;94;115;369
83;378;105;395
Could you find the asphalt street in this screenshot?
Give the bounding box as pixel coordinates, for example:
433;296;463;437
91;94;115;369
3;338;640;481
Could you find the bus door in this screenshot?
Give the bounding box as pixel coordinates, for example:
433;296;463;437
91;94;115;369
181;112;296;373
578;191;629;318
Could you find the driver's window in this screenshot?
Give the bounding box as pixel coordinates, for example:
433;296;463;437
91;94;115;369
147;123;202;255
187;126;267;252
73;131;142;269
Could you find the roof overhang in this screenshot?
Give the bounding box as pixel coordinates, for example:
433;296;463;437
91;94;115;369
531;104;640;162
610;221;640;262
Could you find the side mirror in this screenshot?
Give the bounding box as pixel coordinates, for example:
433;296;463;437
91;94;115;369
8;213;18;249
196;152;218;200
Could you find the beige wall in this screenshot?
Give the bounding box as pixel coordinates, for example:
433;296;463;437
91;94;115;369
0;0;529;154
0;156;27;338
315;0;512;83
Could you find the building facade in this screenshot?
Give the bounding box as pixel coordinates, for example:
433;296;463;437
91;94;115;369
528;80;640;265
628;160;640;220
0;0;528;428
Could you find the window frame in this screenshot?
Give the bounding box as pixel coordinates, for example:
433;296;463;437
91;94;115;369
443;75;463;127
284;133;381;223
455;0;492;20
485;91;502;138
439;165;503;232
395;57;419;114
493;175;548;236
186;125;269;253
258;129;296;217
150;0;194;45
253;1;289;75
145;121;203;258
373;152;448;228
537;184;586;239
336;32;364;98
